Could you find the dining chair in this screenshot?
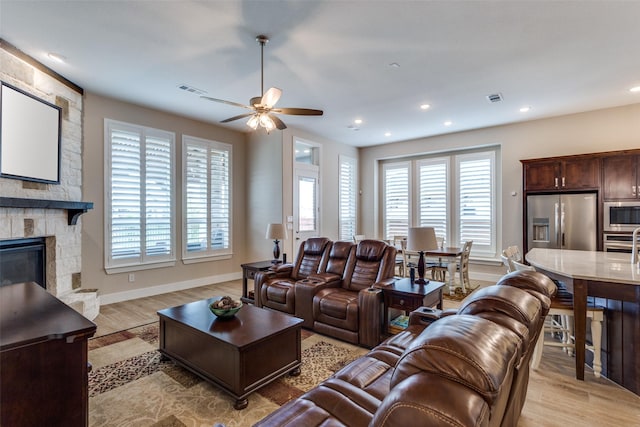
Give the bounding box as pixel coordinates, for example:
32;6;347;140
431;240;473;292
501;245;523;273
353;234;365;244
391;235;407;276
513;260;604;378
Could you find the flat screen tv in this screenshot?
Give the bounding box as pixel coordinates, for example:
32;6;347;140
0;81;61;184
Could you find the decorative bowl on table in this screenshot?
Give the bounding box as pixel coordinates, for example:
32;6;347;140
209;296;243;318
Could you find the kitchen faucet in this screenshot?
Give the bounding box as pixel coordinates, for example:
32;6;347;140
632;227;640;265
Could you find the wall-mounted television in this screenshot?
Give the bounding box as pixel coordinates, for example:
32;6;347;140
0;81;61;184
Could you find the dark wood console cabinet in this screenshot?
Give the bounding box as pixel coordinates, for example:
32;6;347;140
1;282;96;427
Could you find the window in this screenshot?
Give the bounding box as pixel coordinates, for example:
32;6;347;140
417;158;449;240
457;152;495;253
382;162;410;240
339;155;358;241
381;149;498;257
105;119;175;271
183;135;232;260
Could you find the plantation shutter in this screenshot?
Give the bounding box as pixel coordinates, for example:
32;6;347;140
210;147;230;249
145;135;173;256
106;120;175;269
458;152;495;253
183;136;232;258
418;159;448;240
110;127;142;260
339;155;357;241
383;162;410;241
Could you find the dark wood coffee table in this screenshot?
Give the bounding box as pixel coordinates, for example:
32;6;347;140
157;299;303;409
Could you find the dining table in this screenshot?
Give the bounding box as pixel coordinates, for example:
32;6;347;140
402;246;464;295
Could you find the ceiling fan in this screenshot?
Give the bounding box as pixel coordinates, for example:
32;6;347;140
201;35;323;132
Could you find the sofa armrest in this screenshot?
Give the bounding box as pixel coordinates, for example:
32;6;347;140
308;272;342;284
358;288;383;348
253;268;289;307
271;263;294;274
372;277;396;289
408;306;443;327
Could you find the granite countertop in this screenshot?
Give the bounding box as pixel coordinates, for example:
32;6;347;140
526;248;640;285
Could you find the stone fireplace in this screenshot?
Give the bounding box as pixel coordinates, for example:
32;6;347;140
0;42;99;320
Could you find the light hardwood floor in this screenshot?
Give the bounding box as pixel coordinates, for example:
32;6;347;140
92;279;640;426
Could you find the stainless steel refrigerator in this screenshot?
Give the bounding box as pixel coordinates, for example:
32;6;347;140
527;193;597;251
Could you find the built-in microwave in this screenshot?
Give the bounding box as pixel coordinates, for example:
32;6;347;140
604;201;640;232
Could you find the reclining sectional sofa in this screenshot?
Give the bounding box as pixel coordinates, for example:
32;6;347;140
255;270;556;427
254;238;397;348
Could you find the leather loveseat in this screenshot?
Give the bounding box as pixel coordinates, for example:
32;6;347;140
254;270;556;427
255;239;396;347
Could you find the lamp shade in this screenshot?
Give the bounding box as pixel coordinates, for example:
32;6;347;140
265;223;287;240
406;227;438;252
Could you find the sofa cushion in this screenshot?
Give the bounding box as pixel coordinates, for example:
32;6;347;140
391;314;520;407
313;288;359;330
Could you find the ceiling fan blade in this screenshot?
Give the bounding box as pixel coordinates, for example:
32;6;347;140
273;108;323;116
201;96;253;110
261;87;282;108
220;113;254;123
270;114;287;130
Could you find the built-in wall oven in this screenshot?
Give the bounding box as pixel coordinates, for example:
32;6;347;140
604;201;640;232
603;233;640;253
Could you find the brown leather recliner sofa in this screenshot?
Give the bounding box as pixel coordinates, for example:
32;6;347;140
254;270;556;427
254;239;396;347
254;237;332;314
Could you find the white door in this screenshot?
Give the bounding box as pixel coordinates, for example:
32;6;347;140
293;164;320;255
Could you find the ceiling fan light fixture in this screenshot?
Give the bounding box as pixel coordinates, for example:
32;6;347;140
260;113;276;132
247;114;260;130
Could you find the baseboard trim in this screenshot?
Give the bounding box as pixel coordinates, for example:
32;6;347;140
99;272;242;305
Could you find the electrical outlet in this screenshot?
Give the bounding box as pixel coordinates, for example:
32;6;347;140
128;273;135;282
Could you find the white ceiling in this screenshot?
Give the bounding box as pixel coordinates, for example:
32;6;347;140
1;1;639;147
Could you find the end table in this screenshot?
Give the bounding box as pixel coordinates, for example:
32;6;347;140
240;261;276;304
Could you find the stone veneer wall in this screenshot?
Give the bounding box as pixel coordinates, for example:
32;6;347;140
0;45;98;318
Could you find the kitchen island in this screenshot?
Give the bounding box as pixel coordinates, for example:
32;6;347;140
526;248;640;395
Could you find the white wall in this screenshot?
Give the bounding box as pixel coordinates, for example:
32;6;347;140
83;92;248;302
359;103;640;271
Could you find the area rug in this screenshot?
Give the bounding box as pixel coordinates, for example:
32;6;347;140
441;279;493;302
88;323;367;427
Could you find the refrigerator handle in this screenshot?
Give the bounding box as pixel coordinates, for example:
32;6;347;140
555;202;560;247
560;202;565;248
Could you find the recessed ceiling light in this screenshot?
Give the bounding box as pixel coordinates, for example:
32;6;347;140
630;86;640;93
354;119;363;125
384;132;392;137
47;52;66;63
420;104;431;110
444;121;453;126
519;106;531;113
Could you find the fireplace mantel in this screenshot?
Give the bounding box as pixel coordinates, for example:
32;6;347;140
0;197;93;225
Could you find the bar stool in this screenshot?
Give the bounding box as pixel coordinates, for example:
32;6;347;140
513;260;604;378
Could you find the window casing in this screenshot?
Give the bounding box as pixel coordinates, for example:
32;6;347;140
105;119;176;271
382;149;497;257
182;135;232;261
339;155;358;241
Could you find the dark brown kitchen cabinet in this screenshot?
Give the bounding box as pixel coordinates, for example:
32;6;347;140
603;154;640;200
523;156;600;192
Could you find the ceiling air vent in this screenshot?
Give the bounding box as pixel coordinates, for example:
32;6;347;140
486;93;503;103
178;84;206;95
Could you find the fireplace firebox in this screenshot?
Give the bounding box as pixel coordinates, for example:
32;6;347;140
0;238;46;288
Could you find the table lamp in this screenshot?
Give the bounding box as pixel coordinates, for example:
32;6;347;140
265;223;287;263
406;227;438;284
